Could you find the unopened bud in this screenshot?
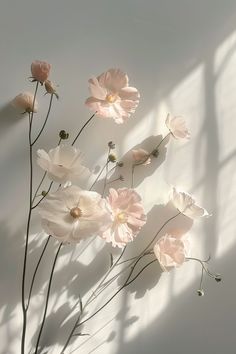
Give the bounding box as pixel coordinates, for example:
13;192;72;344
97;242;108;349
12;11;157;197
41;190;47;197
119;175;124;181
152;149;159;158
108;153;117;163
215;275;222;282
117;161;124;167
45;80;59;99
108;141;115;149
59;130;69;140
197;289;204;297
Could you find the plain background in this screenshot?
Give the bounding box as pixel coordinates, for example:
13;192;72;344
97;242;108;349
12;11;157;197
0;1;236;353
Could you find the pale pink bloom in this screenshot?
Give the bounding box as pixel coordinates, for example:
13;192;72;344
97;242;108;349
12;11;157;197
38;185;112;243
12;92;38;113
37;145;90;184
132;148;151;165
31;60;51;83
165;115;190;139
45;80;59;98
85;68;140;124
154;234;190;271
100;188;146;248
171;186;210;219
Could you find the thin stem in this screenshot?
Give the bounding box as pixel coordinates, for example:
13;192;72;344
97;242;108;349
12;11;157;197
61;247;126;353
32;181;53;209
125;259;157;287
31;94;54;146
185;257;217;278
102;148;110;197
89;162;108;191
32;172;47;204
152;132;171;152
71;112;96;146
26;236;51;309
21;81;39;354
34;242;62;354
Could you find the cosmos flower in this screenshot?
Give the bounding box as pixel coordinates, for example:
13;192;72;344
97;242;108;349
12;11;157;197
12;92;38;113
154;234;190;271
165;115;190;139
31;60;51;83
171;187;210;219
85;68;140;124
100;188;146;247
37;145;90;184
38;185;112;243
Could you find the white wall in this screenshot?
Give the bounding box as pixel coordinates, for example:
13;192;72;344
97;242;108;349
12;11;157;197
0;1;236;353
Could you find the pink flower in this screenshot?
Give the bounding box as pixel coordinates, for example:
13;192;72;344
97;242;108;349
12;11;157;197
154;234;190;271
171;187;210;219
38;186;112;244
31;60;51;83
45;80;59;99
100;188;146;248
85;68;140;124
132;148;151;165
165;115;190;139
12;92;38;113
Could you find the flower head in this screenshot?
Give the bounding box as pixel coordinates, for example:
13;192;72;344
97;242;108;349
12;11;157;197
12;92;38;113
85;68;140;124
38;186;112;243
132;148;151;165
171;186;210;219
45;80;59;99
100;188;146;248
165;115;190;139
154;234;190;271
37;145;90;184
31;60;51;83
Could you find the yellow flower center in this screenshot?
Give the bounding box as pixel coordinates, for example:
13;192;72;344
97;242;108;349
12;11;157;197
70;207;82;219
116;212;127;224
106;93;117;103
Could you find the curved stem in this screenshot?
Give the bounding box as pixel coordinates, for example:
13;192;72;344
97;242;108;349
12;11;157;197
32;94;54;146
71;112;96;146
21;81;39;354
89;162;108;191
26;236;51;309
32;181;53;209
32;172;47;204
34;242;62;354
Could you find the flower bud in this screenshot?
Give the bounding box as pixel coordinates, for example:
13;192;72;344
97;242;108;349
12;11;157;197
41;190;47;197
151;149;159;158
215;275;222;282
59;130;69;140
119;175;124;181
45;80;59;99
117;161;124;167
108;153;117;163
108;141;116;149
31;60;51;83
197;289;204;297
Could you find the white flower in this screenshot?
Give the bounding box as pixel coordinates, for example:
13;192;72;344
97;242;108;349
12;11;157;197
171;187;210;219
12;92;38;113
38;185;112;243
165;115;190;139
154;234;190;271
37;145;90;184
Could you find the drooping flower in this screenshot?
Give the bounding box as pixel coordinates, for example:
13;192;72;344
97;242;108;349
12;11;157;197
38;185;112;243
154;234;190;271
37;145;90;184
165;115;190;139
12;92;38;113
171;187;210;219
31;60;51;83
45;80;59;99
100;188;146;248
85;68;140;124
132;148;151;165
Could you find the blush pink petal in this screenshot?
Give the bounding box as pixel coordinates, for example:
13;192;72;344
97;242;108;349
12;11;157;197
165;115;190;140
132;148;151;165
31;60;51;83
100;188;146;248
